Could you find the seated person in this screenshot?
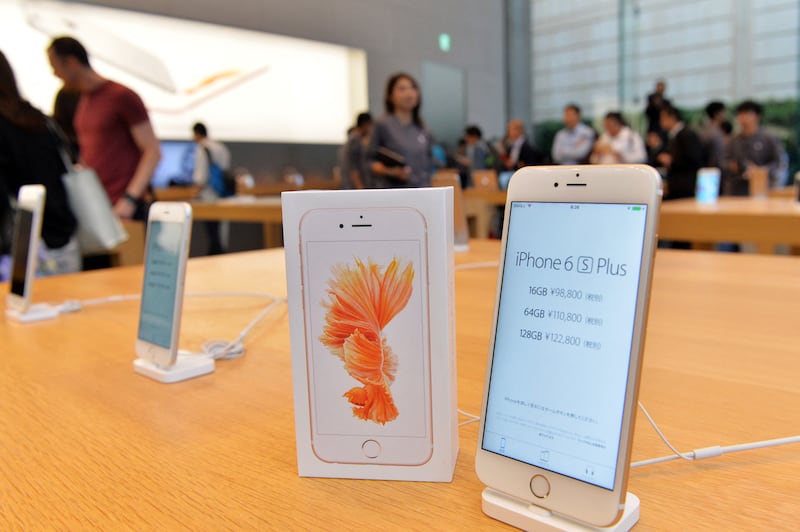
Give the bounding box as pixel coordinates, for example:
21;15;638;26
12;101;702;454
590;112;647;164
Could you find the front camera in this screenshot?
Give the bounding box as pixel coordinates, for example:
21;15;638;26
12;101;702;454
339;223;344;229
553;182;559;188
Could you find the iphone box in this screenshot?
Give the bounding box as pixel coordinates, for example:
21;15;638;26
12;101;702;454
282;188;458;481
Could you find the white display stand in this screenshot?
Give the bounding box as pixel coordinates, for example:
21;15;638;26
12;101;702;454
133;352;215;383
482;488;640;532
5;303;59;323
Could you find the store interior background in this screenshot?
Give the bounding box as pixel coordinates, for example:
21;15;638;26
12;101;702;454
41;0;800;253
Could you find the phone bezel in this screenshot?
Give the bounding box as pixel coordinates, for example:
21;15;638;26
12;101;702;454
474;165;662;527
135;202;193;369
6;185;46;313
298;207;434;466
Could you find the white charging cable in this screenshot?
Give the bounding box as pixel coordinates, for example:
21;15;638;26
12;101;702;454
55;291;287;361
631;401;800;468
197;298;285;360
458;409;481;427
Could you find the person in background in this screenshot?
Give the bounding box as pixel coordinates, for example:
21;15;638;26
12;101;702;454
368;72;433;188
192;122;231;255
645;131;665;168
52;85;81;163
645;79;671;138
340;112;372;189
590;112;647;164
657;103;703;199
47;36;160;220
0;50;79;276
502;118;542;169
455;125;492;188
722;100;782;196
700;101;727;169
551;103;595;165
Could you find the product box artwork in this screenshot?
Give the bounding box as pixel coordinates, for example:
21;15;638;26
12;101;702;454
282;188;457;481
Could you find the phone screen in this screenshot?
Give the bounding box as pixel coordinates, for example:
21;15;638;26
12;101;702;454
304;237;430;440
137;220;183;348
695;168;721;204
10;208;34;297
482;201;648;490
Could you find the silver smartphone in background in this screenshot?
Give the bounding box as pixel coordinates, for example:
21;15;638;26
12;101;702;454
298;207;433;465
475;165;661;527
135;202;192;368
7;184;46;313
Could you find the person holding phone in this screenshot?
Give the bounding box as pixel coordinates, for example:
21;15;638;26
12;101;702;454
0;50;79;276
368;73;433;188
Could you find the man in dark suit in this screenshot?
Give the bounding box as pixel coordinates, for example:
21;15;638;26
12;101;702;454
657;103;703;200
503;118;542;169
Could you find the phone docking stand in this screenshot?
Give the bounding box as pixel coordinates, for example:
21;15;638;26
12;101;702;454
133;352;215;383
5;303;59;323
482;488;639;532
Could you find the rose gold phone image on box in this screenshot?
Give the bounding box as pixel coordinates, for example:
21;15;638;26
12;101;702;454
299;207;433;465
135;202;192;369
475;165;661;527
6;184;46;313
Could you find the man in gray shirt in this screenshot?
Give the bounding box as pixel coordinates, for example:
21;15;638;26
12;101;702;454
722;100;782;196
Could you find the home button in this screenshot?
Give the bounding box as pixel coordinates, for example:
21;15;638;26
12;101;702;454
530;475;550;499
362;439;381;459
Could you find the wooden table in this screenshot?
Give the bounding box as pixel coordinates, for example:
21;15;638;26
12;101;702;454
191;196;283;248
660;197;800;253
2;241;798;529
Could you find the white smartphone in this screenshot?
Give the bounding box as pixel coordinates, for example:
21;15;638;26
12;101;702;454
6;184;46;313
135;202;192;368
299;207;433;465
475;165;661;527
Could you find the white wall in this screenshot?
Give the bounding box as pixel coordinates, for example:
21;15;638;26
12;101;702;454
72;0;508;139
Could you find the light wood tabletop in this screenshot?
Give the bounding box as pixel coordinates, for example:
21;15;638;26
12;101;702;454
2;241;798;529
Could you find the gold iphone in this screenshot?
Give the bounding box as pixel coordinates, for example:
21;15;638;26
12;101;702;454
475;165;661;527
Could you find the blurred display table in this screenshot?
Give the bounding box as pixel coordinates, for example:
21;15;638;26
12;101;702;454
192;196;284;248
659;197;800;253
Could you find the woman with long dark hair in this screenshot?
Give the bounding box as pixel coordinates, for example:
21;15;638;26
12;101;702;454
0;50;79;276
368;72;433;188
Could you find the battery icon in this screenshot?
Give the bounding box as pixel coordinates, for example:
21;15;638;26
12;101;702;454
631;206;643;211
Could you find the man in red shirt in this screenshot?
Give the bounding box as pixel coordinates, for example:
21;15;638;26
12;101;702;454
47;36;160;220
